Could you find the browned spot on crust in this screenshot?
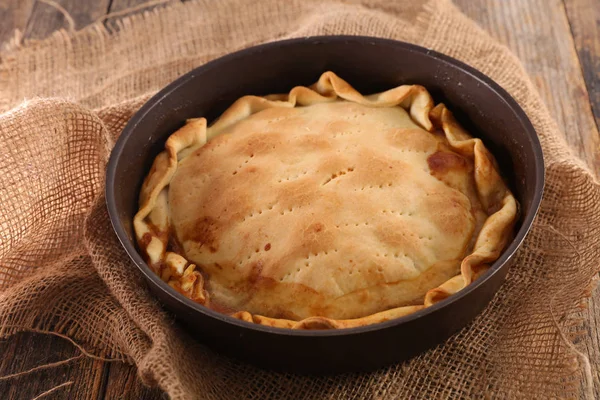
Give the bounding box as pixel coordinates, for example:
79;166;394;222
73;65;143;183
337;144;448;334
357;290;369;305
140;232;153;249
238;133;279;156
248;260;264;284
168;229;185;255
154;260;166;276
264;243;271;251
431;128;446;138
477;148;494;172
297;318;337;330
312;222;324;233
386;128;438;153
185;216;219;251
487;199;503;215
427;150;468;175
209;298;238;314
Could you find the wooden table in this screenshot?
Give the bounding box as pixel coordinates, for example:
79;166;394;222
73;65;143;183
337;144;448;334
0;0;598;398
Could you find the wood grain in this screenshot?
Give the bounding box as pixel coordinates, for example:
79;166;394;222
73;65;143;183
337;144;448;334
574;284;600;399
0;332;106;399
453;2;600;397
0;331;164;399
565;3;600;390
23;0;110;40
105;0;178;31
564;0;600;138
0;0;34;50
108;0;175;13
455;0;600;175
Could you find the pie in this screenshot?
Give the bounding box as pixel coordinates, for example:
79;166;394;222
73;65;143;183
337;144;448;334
134;72;518;329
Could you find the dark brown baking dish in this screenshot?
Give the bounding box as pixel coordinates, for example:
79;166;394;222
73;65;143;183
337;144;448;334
106;36;544;374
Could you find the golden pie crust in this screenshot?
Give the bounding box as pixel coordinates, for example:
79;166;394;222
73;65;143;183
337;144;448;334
134;72;518;329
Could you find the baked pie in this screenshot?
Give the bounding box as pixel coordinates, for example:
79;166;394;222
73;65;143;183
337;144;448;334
134;72;518;329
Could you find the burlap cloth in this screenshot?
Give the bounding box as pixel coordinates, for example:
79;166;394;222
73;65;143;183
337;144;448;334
1;0;599;398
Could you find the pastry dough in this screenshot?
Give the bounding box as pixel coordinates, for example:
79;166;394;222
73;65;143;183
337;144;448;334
134;72;518;329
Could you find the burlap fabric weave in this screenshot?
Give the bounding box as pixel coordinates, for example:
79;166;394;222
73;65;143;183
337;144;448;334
1;0;599;398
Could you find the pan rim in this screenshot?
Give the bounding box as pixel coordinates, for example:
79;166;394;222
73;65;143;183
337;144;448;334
106;35;545;338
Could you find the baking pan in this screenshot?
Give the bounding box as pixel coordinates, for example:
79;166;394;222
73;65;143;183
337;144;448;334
106;36;544;373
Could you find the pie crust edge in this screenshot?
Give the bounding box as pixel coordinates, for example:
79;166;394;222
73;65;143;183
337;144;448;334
133;71;518;329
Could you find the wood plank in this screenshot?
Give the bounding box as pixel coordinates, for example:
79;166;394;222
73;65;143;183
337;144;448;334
454;0;600;175
0;332;106;399
23;0;111;41
454;1;600;398
108;0;174;13
10;1;118;396
0;0;34;50
0;331;163;400
562;2;600;394
574;284;600;399
105;0;178;31
4;2;169;398
564;0;600;139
